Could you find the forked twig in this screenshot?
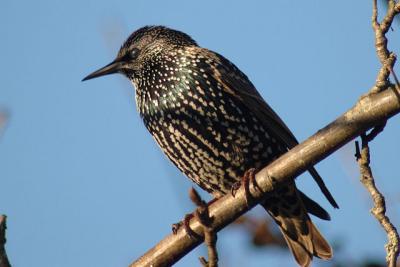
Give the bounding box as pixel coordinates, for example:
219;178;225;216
189;188;218;267
355;130;399;267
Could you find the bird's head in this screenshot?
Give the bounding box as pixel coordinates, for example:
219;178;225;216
82;26;198;82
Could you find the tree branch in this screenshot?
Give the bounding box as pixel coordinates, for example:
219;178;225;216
189;188;218;267
352;3;400;266
355;133;400;267
0;215;11;267
370;0;400;94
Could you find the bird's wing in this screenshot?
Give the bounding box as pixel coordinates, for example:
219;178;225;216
200;49;338;208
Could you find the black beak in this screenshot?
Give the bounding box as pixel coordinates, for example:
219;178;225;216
82;59;122;82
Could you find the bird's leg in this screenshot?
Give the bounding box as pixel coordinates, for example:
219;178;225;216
230;182;241;197
242;168;257;207
171;221;180;234
183;214;199;238
231;168;259;207
172;189;219;239
247;167;262;192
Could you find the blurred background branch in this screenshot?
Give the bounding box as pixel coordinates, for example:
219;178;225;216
0;215;11;267
0;111;9;140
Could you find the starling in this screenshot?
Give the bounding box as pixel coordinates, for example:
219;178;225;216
83;26;338;267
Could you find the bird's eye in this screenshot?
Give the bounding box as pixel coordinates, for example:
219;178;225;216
129;48;139;60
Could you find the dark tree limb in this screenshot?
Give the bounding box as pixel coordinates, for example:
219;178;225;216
0;215;11;267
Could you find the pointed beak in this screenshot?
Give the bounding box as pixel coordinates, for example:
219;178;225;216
82;59;122;82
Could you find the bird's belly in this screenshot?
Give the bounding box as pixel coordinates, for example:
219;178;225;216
142;105;284;195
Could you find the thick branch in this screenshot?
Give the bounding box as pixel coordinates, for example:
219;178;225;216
130;84;400;267
0;215;11;267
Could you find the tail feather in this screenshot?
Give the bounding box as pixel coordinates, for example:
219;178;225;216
308;167;339;209
308;220;332;260
299;190;331;221
281;230;312;267
262;184;333;267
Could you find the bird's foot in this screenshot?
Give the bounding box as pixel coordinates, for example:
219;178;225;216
172;213;200;239
230;181;241;197
172;188;216;239
230;168;259;207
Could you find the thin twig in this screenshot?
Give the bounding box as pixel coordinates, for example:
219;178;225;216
356;133;400;267
189;188;218;267
369;0;400;94
198;228;218;267
0;215;11;267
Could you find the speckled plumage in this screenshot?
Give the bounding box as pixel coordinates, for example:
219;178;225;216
83;26;337;267
132;45;285;195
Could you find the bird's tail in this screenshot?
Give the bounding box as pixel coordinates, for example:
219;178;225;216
261;183;332;267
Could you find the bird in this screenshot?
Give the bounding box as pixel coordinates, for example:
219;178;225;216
82;25;338;267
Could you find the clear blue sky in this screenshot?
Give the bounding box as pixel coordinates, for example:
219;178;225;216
1;1;399;266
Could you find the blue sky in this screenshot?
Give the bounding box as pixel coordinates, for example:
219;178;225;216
1;1;399;266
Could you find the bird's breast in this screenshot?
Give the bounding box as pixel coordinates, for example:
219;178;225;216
134;76;279;194
132;51;282;193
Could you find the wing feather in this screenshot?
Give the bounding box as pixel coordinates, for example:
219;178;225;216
199;49;338;208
